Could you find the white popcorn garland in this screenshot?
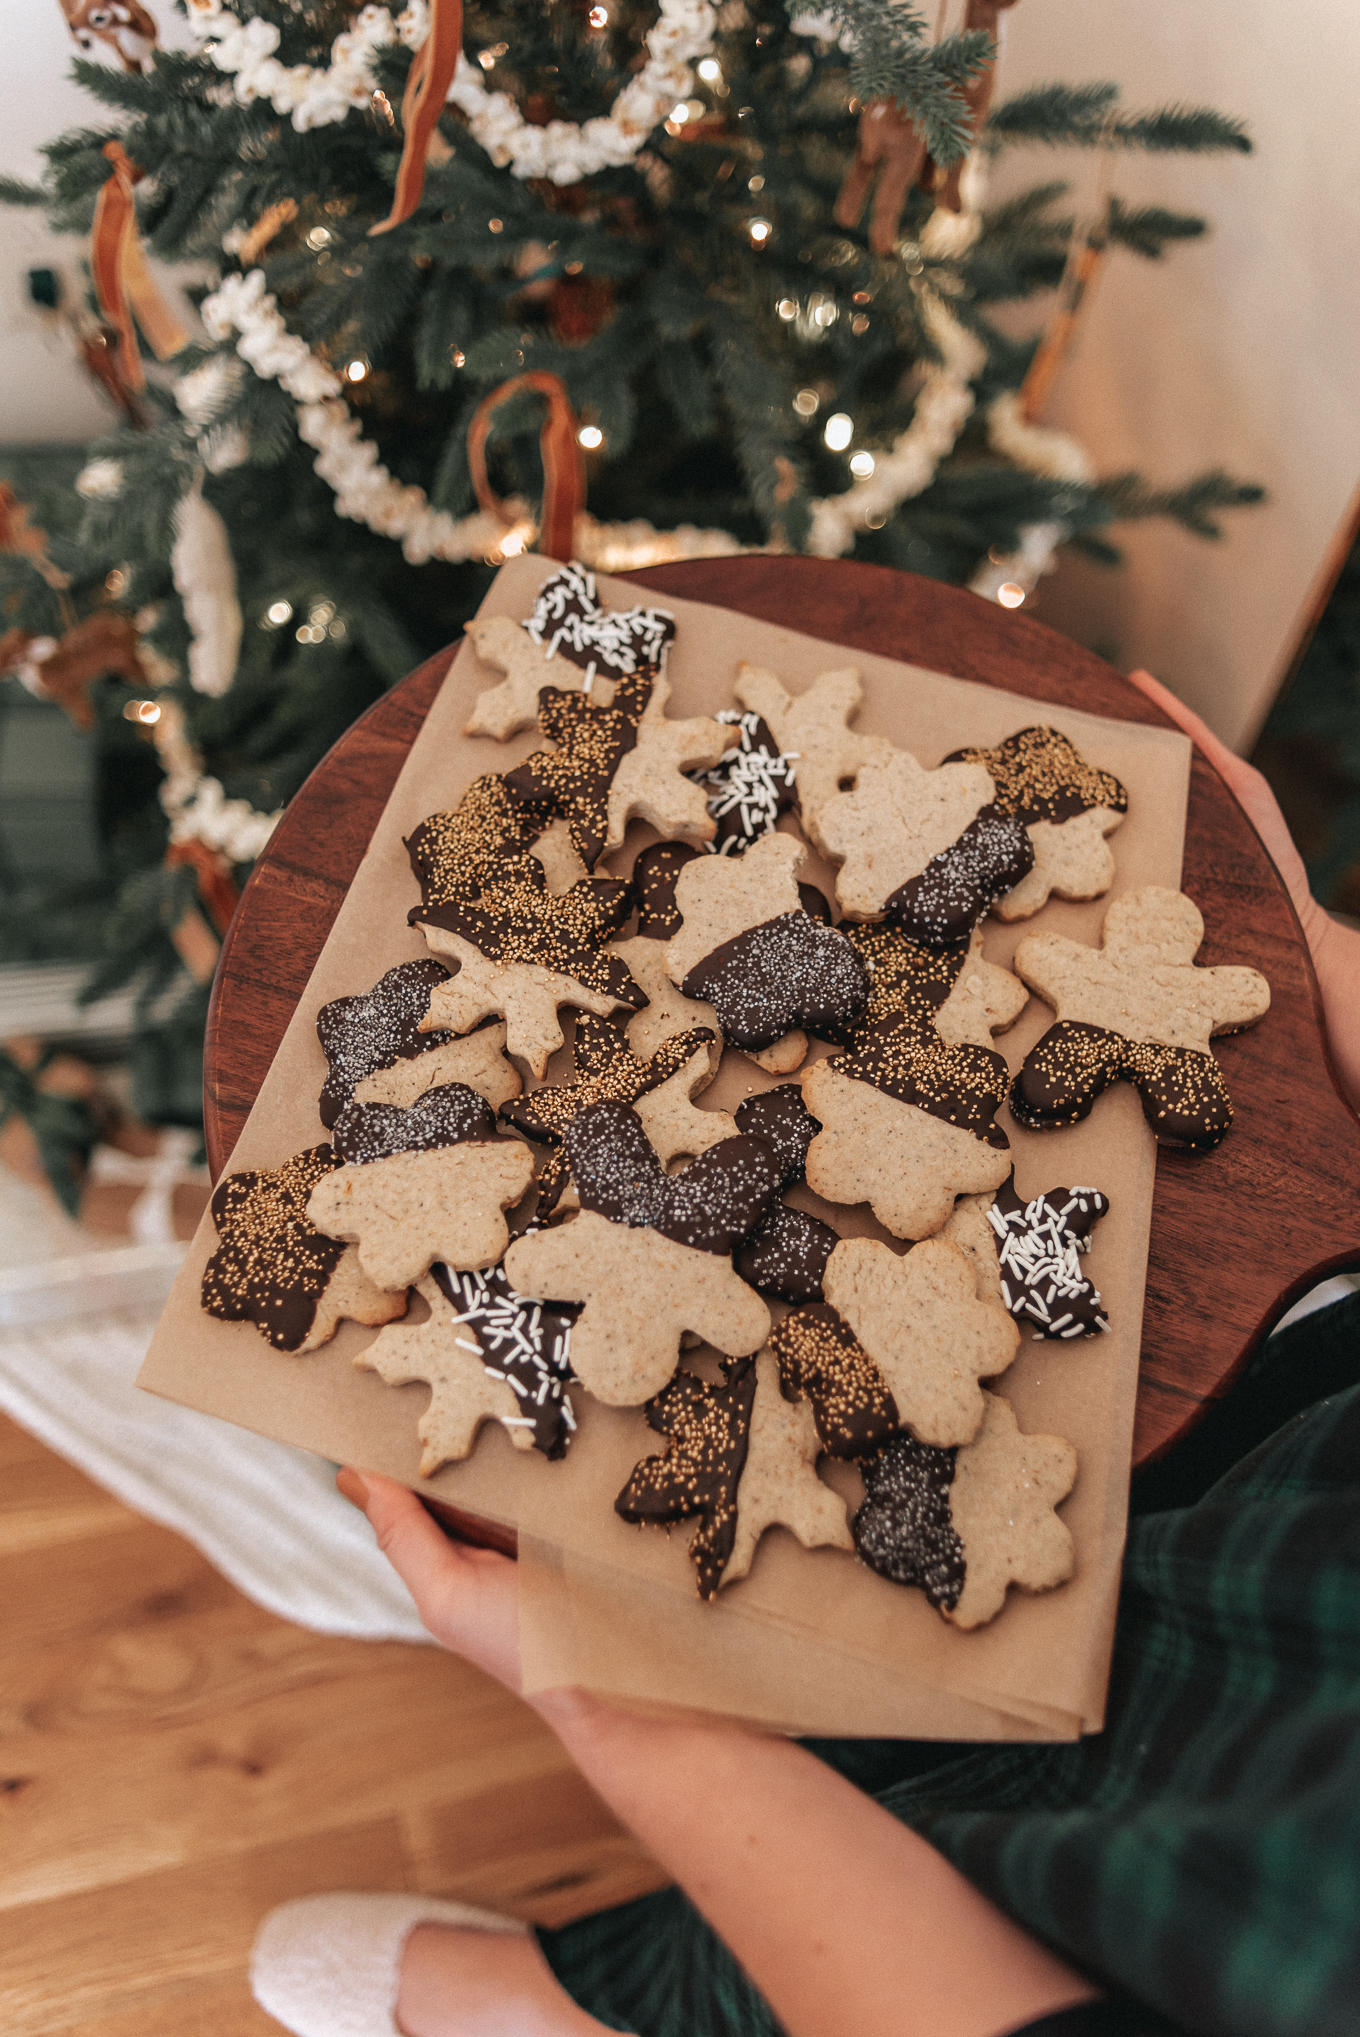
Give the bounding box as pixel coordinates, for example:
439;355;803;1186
185;0;717;185
153;696;282;863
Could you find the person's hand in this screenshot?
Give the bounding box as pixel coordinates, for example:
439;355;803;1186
336;1467;523;1692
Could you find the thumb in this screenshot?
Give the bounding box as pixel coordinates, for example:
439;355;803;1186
338;1466;468;1613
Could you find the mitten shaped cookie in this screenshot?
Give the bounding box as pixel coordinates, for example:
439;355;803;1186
503;1100;778;1405
944;726;1128;921
1009;887;1270;1149
616;1350;852;1598
817;748;1034;944
688;708;798;855
504;670;727;868
408;774;644;1078
317;961;520;1127
802;924;1027;1239
780;1235;1019;1450
664;831;870;1054
307;1084;535;1290
464;562;676;740
202;1145;407;1352
733;1085;838;1304
355;1274;544;1476
942;1177;1111;1339
733;661;893;853
853;1393;1076;1628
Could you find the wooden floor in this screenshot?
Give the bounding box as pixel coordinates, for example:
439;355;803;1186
0;1413;666;2036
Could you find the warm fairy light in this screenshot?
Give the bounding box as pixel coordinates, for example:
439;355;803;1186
697;57;721;82
487;519;537;565
345;358;367;382
478;41;507;67
370;88;394;124
670;100;690;122
589;4;609;22
997;582;1026;608
849;450;875;477
749;217;771;244
823;412;853;452
577;424;604;449
748;174;764;192
777;298;797;321
792;388;819;417
105;568;127;596
864;510;887;530
265;599;293;626
488;217;504;233
451;348;466;368
122;698;161;724
812;299;837;328
851;312;870;335
305;226;331;250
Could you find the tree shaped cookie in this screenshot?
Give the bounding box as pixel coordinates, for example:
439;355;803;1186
407;774;644;1077
664;830;870;1053
942;1176;1111;1339
503;1100;778;1405
506;670;727;867
945;725;1128;922
733;661;893;853
688;708;798;855
202;1144;406;1352
307;1084;535;1290
817;749;1034;944
463;563;675;740
853;1394;1077;1628
801;925;1027;1239
1009;886;1271;1149
616;1351;852;1598
356;1275;541;1476
317;961;520;1128
732;1085;838;1304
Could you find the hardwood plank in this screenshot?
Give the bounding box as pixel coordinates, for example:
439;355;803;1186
63;1977;277;2037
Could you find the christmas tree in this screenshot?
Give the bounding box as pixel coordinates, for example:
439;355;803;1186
0;0;1261;1193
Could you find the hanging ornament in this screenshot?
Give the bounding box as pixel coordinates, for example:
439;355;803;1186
0;612;151;729
927;0;1020;214
467;371;586;563
547;273;615;347
90;142;190;394
57;0;158;74
0;484;70;592
170;480;243;697
369;0;463;235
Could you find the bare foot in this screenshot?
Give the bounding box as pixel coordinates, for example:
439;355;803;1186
396;1923;626;2037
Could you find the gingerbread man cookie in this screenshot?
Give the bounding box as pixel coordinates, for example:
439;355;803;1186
817;749;1034;944
945;725;1128;921
503;1100;777;1405
1010;886;1270;1149
463;563;675;740
201;1145;406;1352
853;1393;1076;1628
732;661;893;854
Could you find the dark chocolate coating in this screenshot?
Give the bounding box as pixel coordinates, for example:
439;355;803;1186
834;1012;1012;1148
565;1099;781;1255
770;1303;899;1458
1010;1019;1235;1151
525;562;675;681
853;1433;966;1610
631;841;702;939
615;1357;758;1599
945;726;1128;827
989;1173;1110;1339
501;1012;714;1150
883;804;1034;949
316;958;452;1130
503;669;651;871
332;1081;497;1166
202;1144;347;1352
689;710;797;855
681;913;870;1051
734;1084;821;1186
736;1201;838;1304
798;883;833;925
432;1260;576;1458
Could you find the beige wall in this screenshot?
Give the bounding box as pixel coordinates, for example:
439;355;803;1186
993;2;1360;749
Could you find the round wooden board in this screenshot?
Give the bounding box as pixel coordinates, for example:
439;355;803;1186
205;557;1360;1470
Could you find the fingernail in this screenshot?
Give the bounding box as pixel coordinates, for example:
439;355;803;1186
336;1467;369;1509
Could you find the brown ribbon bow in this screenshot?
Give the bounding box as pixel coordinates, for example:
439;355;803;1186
91;142;189;394
467;371;585;563
370;0;463;236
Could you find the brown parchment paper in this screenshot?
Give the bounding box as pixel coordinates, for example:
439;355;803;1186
138;554;1191;1740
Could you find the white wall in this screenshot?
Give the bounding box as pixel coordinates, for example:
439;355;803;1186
994;3;1360;749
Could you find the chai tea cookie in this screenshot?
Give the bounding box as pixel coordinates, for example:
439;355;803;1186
853;1393;1076;1628
318;964;522;1128
945;726;1128;921
1010;887;1271;1149
202;1145;406;1352
464;563;675;739
733;662;893;853
664;831;869;1053
817;749;1035;943
503;1100;777;1404
944;1177;1111;1338
308;1085;535;1290
732;1085;837;1303
355;1274;536;1475
431;1260;576;1457
768;1302;901;1459
689;709;798;855
616;1350;851;1598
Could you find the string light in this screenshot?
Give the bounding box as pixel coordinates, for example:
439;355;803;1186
105;568;127;596
305;226;331;250
997;582;1026;608
849;450;875;477
696;56;721;81
578;424;604;449
478;41;508;67
263;599;292;627
777;299;797;321
345;358;367;382
122;698;161;724
589;4;609;22
749;218;771;244
670;101;690;123
793;388;819;417
488;217;504;234
823;412;853;452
